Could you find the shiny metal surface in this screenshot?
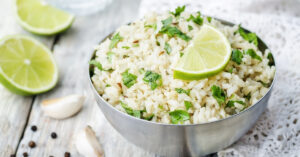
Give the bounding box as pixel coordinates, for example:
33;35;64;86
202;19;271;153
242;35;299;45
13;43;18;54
87;19;276;157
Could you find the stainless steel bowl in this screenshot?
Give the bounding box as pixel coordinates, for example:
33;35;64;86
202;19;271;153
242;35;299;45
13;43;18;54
88;19;276;157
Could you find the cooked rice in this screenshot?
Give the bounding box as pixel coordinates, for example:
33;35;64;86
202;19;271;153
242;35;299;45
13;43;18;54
91;11;275;124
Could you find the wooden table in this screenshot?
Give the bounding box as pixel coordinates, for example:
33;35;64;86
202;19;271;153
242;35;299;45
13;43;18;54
0;0;159;156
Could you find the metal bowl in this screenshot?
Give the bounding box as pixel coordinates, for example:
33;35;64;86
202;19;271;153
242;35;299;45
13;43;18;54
87;19;276;156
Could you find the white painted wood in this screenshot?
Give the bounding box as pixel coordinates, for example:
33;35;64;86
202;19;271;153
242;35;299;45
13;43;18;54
0;0;54;156
16;0;156;156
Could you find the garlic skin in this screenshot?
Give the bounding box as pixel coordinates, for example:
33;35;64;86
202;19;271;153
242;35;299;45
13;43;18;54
41;94;85;119
75;125;104;157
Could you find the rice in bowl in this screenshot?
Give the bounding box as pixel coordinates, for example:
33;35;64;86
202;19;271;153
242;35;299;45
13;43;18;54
90;7;275;124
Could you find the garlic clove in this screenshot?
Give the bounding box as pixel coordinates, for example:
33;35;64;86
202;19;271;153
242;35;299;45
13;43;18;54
74;125;104;157
41;94;85;119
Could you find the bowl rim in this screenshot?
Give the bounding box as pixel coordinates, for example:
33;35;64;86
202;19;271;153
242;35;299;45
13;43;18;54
87;17;277;127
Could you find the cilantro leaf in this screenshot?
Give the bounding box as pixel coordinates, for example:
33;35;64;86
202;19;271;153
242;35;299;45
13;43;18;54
159;17;191;41
156;40;160;46
180;52;184;57
267;52;275;66
170;5;185;17
164;42;172;54
227;67;234;74
120;101;154;120
122;46;130;49
207;16;212;23
144;23;157;30
107;52;115;62
143;71;162;90
238;25;258;46
89;60;103;71
184;101;193;110
175;88;190;96
246;49;262;61
231;49;243;65
169;110;190;124
188;25;193;31
187;12;203;25
109;32;123;49
226;100;245;108
122;69;137;88
143;114;154;120
211;85;226;106
244;93;251;101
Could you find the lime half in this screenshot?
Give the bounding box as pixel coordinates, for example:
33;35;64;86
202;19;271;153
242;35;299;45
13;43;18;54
0;35;58;95
15;0;75;35
174;24;231;80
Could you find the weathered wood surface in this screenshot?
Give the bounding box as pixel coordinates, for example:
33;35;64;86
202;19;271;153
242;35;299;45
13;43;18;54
12;0;156;156
0;0;54;156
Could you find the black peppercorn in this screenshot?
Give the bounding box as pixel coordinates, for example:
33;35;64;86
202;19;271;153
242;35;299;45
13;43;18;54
64;152;71;157
10;154;16;157
28;141;36;148
31;125;37;132
51;132;57;139
23;152;28;157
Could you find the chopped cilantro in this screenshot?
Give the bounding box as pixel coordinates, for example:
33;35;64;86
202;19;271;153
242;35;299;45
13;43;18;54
231;49;243;65
184;101;193;110
144;23;157;30
244;93;251;101
226;100;245;108
175;88;190;96
159;17;191;41
120;101;153;120
143;71;162;90
89;60;103;71
238;25;258;46
164;42;172;54
122;46;130;49
227;67;234;74
158;104;164;109
246;49;262;61
259;81;269;87
109;32;123;49
207;16;212;22
188;25;193;31
267;52;275;66
180;52;184;57
133;43;139;47
169;110;190;124
170;5;185;17
139;68;145;74
211;85;226;106
143;114;154;120
105;84;111;87
156;40;161;46
187;12;203;25
107;52;115;62
122;69;137;88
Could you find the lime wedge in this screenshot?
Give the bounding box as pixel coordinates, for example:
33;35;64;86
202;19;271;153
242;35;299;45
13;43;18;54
15;0;75;35
0;35;58;95
174;24;231;80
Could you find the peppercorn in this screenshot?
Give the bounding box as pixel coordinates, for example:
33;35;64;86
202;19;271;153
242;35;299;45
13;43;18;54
31;125;37;132
28;141;36;148
64;152;71;157
51;132;57;139
23;152;28;157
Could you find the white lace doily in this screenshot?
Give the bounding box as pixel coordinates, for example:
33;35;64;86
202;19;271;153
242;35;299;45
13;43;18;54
139;0;300;156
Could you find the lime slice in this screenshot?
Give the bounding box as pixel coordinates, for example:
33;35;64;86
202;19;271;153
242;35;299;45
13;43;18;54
174;24;231;80
15;0;75;35
0;35;58;95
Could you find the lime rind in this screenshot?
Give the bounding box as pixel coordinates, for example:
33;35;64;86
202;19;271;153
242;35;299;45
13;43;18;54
0;35;58;95
14;0;75;35
173;24;231;80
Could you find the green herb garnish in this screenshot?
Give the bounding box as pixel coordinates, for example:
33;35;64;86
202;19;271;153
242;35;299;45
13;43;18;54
244;93;251;101
188;25;193;31
122;46;130;49
133;43;139;47
159;17;191;41
120;101;154;120
143;71;162;90
184;101;193;110
211;85;226;106
180;52;184;57
109;32;123;49
227;67;234;74
259;81;269;87
246;49;262;61
144;24;157;30
187;12;203;25
238;25;258;46
107;52;115;63
169;110;190;124
143;114;154;120
156;40;160;46
231;49;243;65
105;84;111;87
170;5;185;17
175;88;190;96
89;60;103;71
226;100;245;108
164;42;172;54
207;16;212;22
122;69;137;88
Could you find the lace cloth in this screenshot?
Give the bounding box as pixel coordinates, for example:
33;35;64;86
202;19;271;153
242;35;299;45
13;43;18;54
139;0;300;156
